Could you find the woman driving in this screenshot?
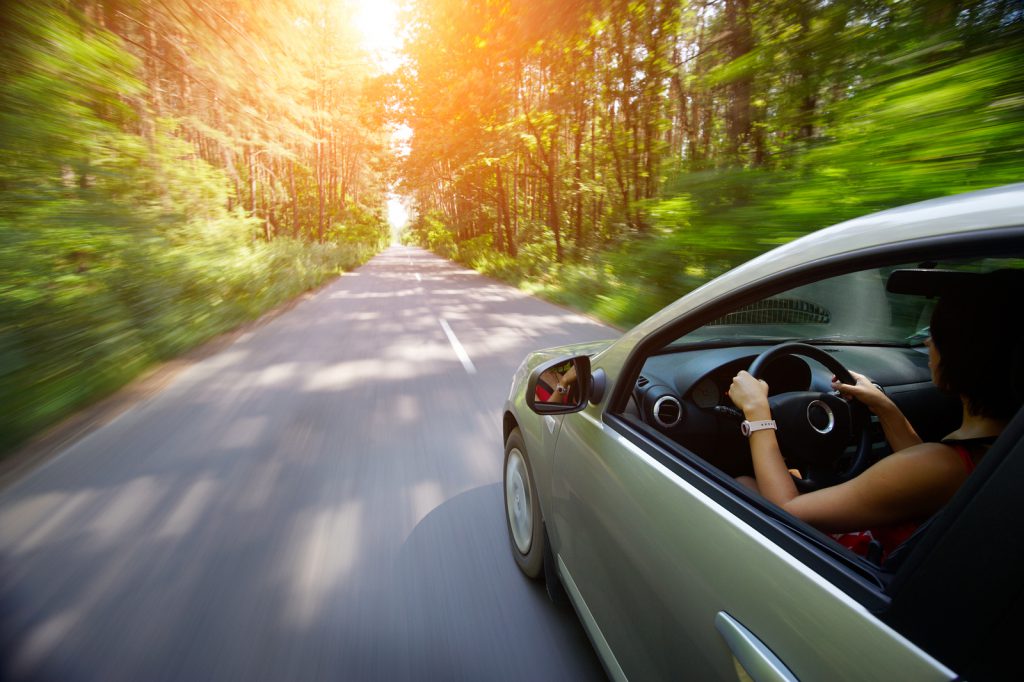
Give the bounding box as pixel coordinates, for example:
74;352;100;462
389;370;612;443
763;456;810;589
728;269;1023;560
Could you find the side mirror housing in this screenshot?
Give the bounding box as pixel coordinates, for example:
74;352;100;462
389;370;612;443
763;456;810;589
590;368;606;405
526;355;592;415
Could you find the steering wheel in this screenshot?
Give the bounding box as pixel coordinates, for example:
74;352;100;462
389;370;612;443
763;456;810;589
748;342;872;492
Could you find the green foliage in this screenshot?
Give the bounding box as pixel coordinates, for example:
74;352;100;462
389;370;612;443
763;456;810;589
791;47;1024;213
0;2;141;188
401;0;1022;333
5;0;1020;451
0;2;386;455
329;203;391;249
455;234;495;267
419;37;1024;331
471;250;524;281
411;212;458;259
0;209;372;453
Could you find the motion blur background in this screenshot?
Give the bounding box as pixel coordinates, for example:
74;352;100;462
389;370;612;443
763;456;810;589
1;0;1021;454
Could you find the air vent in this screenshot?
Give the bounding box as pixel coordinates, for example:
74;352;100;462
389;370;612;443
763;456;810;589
653;396;683;428
636;376;650;389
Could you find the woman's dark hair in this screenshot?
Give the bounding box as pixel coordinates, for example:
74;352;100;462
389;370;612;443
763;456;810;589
928;270;1024;421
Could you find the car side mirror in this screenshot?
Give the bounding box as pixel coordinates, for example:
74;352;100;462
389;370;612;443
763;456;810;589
526;355;592;415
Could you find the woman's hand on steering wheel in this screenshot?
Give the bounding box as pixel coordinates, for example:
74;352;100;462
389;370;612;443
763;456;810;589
745;342;874;490
831;370;887;411
727;371;771;419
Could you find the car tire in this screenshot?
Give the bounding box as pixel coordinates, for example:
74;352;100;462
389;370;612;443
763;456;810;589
504;428;544;579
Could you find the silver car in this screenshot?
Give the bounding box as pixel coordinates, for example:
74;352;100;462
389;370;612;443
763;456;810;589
502;184;1024;681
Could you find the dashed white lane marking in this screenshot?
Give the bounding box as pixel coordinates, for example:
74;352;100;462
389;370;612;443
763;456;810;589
416;273;421;281
438;318;477;375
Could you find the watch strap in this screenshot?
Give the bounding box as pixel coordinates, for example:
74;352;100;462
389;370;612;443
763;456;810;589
741;419;777;437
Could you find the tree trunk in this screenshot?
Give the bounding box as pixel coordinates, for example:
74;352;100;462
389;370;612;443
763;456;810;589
495;165;516;257
795;1;817;142
247;147;256;215
316;139;325;243
725;0;753;163
547;158;562;263
289;159;298;238
572;120;584;249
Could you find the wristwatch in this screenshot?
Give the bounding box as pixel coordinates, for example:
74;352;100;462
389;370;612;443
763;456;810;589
555;384;569;394
740;419;777;437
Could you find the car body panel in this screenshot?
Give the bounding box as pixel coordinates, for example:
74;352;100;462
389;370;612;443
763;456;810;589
501;185;1024;680
551;413;954;680
507;340;614;527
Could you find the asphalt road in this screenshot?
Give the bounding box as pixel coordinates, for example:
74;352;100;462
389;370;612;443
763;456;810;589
0;246;616;681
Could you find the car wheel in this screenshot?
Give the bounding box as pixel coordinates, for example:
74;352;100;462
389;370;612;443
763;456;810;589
504;427;544;578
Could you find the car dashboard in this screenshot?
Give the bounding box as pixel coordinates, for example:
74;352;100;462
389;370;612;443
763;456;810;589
630;343;961;477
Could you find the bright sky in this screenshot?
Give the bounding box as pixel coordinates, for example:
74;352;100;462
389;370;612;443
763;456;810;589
387;195;409;229
352;0;408;238
352;0;402;70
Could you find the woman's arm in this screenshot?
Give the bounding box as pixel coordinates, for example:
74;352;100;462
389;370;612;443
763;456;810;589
729;371;966;532
540;368;577;403
833;371;922;452
784;443;969;532
728;372;799;505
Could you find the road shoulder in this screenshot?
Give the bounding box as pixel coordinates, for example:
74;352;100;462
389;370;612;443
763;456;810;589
0;276;342;490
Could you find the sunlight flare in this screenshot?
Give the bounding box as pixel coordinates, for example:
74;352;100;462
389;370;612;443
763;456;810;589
351;0;401;56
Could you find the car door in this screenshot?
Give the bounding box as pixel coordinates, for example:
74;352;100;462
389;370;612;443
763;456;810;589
549;396;955;681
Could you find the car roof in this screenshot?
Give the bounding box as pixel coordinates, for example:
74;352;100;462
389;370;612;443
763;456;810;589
625;183;1024;342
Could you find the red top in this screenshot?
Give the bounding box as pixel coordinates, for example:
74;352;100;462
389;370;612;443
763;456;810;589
535;378;567;405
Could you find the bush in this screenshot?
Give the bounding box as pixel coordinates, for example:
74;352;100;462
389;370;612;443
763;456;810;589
0;208;376;456
329;203;390;249
454;234;493;268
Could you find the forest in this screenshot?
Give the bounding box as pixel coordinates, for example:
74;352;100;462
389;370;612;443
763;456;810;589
398;0;1023;325
1;0;392;453
1;0;1021;454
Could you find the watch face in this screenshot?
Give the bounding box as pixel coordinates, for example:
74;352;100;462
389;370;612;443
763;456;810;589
740;421;751;437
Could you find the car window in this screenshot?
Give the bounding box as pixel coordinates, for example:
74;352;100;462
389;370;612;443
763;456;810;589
671;257;1023;349
618;253;1024;583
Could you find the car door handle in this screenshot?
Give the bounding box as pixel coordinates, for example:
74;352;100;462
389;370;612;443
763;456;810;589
715;611;798;682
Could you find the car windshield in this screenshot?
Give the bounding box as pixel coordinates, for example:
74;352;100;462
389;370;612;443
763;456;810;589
674;258;1022;348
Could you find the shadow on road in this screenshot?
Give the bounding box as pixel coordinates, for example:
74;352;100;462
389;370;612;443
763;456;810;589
393;483;607;681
